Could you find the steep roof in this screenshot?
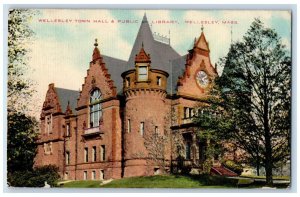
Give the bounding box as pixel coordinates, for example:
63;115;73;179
102;55;127;94
169;55;187;94
127;14;181;73
55;88;79;113
195;32;210;51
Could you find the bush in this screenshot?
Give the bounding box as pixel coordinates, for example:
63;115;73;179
223;160;243;175
8;165;60;187
190;174;238;186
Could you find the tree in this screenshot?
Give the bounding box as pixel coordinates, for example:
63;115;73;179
7;112;38;173
7;9;41;181
194;18;291;186
8;9;36;114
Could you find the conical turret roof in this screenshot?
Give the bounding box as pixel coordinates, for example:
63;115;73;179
127;13;180;71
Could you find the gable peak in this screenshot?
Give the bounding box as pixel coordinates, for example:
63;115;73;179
195;31;210;52
92;38;101;61
135;44;151;63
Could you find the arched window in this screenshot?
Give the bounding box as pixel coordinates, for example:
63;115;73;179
90;89;102;128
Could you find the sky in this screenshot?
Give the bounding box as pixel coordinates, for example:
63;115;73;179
25;9;291;118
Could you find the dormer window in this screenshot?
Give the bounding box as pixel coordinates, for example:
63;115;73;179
45;114;52;134
138;66;148;81
157;77;161;86
90;89;102;128
126;77;130;87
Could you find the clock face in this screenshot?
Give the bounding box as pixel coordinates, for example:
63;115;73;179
196;71;209;87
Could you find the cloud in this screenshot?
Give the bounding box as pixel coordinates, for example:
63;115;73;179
25;9;291;118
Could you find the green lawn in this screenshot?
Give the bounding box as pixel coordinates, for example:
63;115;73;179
61;174;238;188
60;174;290;188
240;175;290;180
62;180;102;188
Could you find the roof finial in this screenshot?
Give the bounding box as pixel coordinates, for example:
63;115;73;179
142;12;148;23
142;42;144;48
94;38;98;47
201;24;204;32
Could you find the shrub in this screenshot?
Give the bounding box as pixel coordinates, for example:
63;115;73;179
223;160;243;175
190;174;238;186
8;165;60;187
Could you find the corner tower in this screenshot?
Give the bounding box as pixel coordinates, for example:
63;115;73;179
122;45;170;177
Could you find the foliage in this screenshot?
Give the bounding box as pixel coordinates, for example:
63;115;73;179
8;165;60;187
222;160;243;175
194;18;291;186
7;112;38;172
8;9;37;113
7;9;41;186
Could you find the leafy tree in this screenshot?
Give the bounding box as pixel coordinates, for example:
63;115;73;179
7;9;41;184
8;165;60;187
8;9;36;113
7;112;38;173
194;18;291;186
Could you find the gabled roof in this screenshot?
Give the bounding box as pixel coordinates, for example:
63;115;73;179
55;88;79;113
169;55;187;94
102;55;127;95
195;32;210;51
135;45;151;63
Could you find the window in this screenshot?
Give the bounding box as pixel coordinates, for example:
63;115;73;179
185;142;191;160
65;151;70;165
189;108;194;118
100;170;104;180
45;114;52;134
157;77;161;86
184;107;194;119
126;77;130;87
100;145;105;161
90;89;102;128
83;171;87;180
84;147;88;163
64;172;69;180
140;122;144;136
184;107;189;119
155;126;159;135
92;171;96;180
138;66;148;81
127;119;131;133
92;146;96;162
66;123;70;137
43;142;52;155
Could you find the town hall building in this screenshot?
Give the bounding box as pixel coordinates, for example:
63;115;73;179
34;14;226;180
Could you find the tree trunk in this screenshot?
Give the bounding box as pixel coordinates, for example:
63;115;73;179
256;159;260;176
263;68;273;186
264;136;273;186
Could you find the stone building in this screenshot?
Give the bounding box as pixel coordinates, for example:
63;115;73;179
35;14;222;180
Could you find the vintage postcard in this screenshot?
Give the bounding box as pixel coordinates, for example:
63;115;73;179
6;8;292;189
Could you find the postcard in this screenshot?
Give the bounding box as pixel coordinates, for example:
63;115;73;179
6;8;291;189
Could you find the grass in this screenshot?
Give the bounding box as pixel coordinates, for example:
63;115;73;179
60;174;290;188
240;175;290;180
61;180;102;188
61;174;238;188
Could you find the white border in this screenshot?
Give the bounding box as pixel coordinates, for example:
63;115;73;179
1;1;299;196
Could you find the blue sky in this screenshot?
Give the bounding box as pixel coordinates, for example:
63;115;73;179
26;9;291;117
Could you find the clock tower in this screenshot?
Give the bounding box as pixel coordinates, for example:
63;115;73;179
177;28;218;98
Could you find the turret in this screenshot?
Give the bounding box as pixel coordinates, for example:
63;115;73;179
122;44;169;94
121;45;170;177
